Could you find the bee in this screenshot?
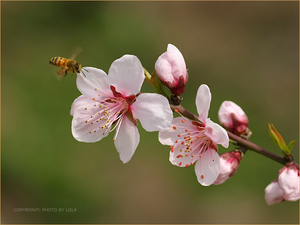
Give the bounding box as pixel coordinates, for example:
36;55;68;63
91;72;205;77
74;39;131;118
49;48;88;78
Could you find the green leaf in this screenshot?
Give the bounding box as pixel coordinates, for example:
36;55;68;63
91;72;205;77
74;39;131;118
268;123;288;151
287;140;295;153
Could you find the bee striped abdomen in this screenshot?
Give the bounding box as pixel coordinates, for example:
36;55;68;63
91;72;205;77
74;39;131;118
49;57;67;67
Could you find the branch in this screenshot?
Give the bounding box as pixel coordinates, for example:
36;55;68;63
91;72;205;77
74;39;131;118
170;104;288;166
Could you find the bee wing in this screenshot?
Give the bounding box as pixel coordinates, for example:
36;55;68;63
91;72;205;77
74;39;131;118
70;46;83;60
53;67;68;81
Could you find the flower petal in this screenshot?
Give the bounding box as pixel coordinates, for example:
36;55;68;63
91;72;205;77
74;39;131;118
132;93;173;132
278;167;300;201
196;84;211;123
76;67;112;100
114;115;140;163
165;44;187;80
71;97;110;143
159;117;191;146
195;148;220;186
265;180;285;205
155;57;174;83
70;95;87;116
169;142;197;167
108;55;144;96
205;119;229;148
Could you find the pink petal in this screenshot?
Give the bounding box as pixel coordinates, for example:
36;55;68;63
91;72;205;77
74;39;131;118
76;67;112;100
155;56;174;83
159;117;191;146
205;119;229;148
213;157;233;185
196;84;211;123
108;55;144;96
278;167;300;201
165;44;187;80
195;148;220;186
265;180;285;205
169;143;197;167
132;93;173;132
114;115;140;163
70;95;88;116
71;97;110;143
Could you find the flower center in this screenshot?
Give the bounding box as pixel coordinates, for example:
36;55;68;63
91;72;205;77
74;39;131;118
85;86;136;137
172;119;217;167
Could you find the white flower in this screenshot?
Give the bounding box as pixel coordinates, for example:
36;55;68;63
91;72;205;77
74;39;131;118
159;84;229;186
70;55;173;163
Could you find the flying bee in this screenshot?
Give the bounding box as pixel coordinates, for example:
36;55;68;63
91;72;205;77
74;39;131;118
49;48;88;79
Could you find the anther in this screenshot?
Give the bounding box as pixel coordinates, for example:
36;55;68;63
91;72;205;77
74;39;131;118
170;146;174;152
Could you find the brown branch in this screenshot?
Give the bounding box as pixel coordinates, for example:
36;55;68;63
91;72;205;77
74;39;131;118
170;104;288;166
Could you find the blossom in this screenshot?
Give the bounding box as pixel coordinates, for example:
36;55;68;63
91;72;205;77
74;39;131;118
218;101;248;136
159;84;229;186
155;44;188;95
265;163;299;205
213;150;242;185
70;55;173;163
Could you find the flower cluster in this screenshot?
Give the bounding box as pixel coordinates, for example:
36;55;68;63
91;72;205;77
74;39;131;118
67;43;298;206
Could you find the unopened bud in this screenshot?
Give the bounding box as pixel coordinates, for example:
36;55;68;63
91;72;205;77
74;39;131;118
155;44;188;95
213;150;242;185
218;101;249;136
265;163;299;205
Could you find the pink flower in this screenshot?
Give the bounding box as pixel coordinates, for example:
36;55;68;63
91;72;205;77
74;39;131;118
155;44;188;95
159;84;229;186
70;55;173;163
218;101;248;136
265;163;299;205
213;150;242;185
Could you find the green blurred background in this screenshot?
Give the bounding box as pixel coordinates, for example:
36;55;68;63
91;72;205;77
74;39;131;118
1;1;299;224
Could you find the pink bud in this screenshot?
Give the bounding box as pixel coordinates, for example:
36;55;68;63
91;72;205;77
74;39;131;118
218;101;249;136
213;150;242;185
155;44;188;95
264;163;299;205
278;163;299;202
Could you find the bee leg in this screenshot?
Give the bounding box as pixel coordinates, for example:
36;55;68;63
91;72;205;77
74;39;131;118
64;70;68;76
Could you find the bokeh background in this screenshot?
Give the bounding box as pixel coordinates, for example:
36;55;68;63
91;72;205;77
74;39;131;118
1;1;299;224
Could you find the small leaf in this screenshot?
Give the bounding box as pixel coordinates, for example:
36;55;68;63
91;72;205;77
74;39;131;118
287;140;295;153
268;123;287;151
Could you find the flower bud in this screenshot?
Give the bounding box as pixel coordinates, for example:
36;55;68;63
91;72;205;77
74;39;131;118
213;150;242;185
278;163;299;201
218;101;249;136
155;44;188;95
265;163;299;205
